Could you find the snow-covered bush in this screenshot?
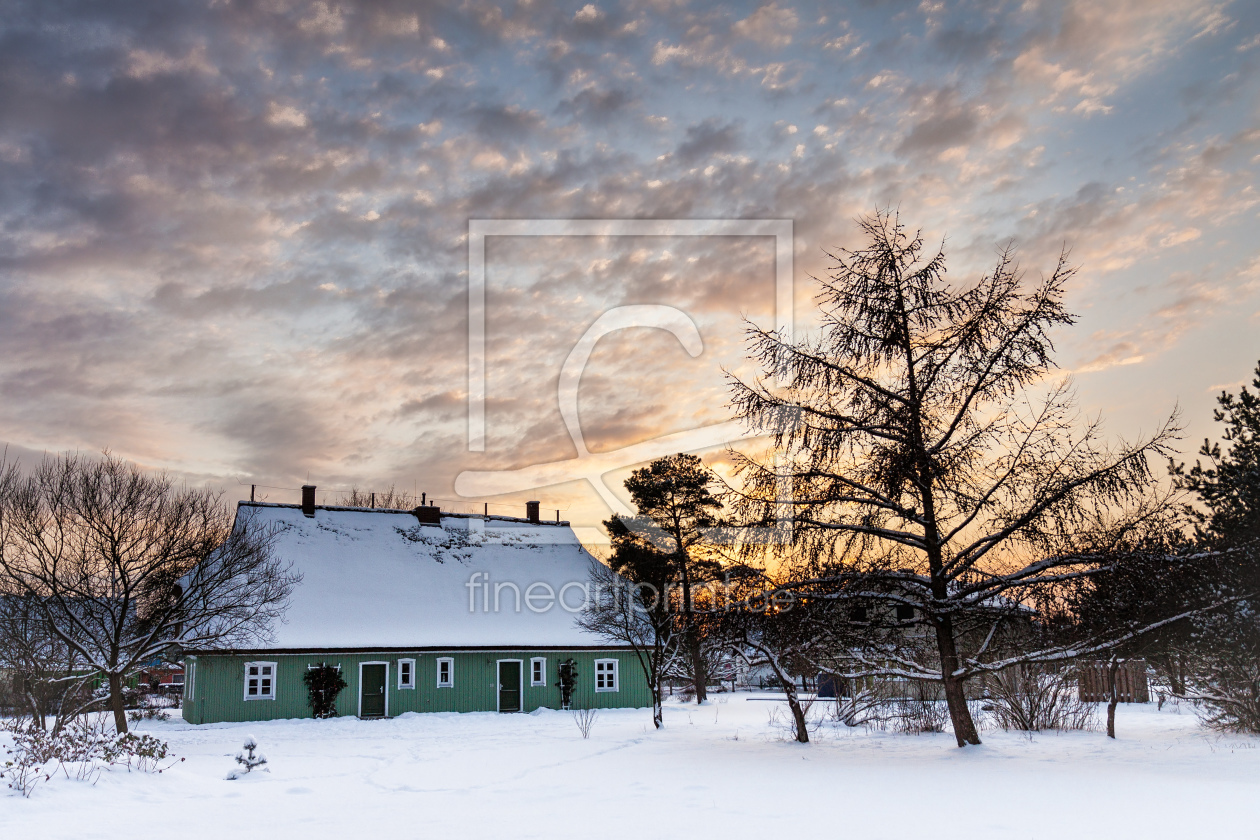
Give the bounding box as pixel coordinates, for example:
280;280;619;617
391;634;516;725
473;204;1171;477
1;714;181;795
988;666;1095;732
226;735;268;779
1;724;53;797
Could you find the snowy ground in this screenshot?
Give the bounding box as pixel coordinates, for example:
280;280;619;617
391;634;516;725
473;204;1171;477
4;694;1258;839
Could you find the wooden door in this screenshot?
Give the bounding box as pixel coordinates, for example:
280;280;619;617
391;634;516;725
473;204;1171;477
361;663;386;718
498;661;521;713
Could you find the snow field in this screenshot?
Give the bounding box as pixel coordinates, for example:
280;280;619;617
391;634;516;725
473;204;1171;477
3;694;1258;840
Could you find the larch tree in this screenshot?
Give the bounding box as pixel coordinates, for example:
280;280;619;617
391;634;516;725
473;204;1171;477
727;211;1184;746
0;452;299;733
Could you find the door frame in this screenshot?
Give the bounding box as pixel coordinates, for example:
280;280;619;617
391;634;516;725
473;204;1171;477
358;660;390;719
496;658;523;713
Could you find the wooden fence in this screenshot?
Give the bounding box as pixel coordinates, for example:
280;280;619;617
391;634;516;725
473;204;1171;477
1078;660;1149;703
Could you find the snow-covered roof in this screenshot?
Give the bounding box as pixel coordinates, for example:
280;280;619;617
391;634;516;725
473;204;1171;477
226;503;612;651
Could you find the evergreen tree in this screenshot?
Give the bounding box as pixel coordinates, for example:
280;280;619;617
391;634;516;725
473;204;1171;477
1170;362;1260;731
619;454;723;703
1176;361;1260;544
303;663;347;718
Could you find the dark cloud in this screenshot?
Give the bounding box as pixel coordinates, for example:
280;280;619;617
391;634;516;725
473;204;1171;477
895;87;982;157
675;118;743;164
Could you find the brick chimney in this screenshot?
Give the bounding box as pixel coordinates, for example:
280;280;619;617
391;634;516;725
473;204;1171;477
526;500;540;523
301;485;316;517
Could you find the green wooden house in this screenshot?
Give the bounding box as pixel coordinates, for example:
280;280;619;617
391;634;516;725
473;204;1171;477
182;493;648;723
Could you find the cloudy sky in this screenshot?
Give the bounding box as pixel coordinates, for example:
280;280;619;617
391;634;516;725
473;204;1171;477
1;0;1258;538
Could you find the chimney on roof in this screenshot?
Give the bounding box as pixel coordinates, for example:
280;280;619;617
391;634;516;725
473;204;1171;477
526;500;540;523
301;485;316;517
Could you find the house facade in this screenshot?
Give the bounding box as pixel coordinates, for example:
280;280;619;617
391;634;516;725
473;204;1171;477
182;493;648;723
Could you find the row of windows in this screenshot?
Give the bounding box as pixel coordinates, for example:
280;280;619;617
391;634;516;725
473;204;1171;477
243;657;620;700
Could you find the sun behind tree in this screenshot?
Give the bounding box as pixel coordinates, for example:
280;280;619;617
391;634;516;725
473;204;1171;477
727;211;1180;746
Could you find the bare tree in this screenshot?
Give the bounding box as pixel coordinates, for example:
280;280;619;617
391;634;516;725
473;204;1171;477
0;588;97;731
579;549;681;728
727;211;1192;746
716;568;827;743
0;452;299;733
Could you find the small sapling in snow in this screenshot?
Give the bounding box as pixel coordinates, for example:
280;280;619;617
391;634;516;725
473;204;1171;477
226;735;268;780
572;707;598;739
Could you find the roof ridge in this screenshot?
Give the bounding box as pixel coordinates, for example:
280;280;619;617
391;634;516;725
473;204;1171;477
237;500;569;526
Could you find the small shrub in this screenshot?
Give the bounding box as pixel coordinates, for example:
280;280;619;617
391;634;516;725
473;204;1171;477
988;666;1096;732
572;707;598;739
1186;653;1260;734
890;683;949;735
104;733;179;773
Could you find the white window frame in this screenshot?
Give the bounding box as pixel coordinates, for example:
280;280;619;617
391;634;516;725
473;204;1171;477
244;661;277;701
595;658;619;693
436;657;454;688
530;657;546;687
186;658;196;703
398;658;416;690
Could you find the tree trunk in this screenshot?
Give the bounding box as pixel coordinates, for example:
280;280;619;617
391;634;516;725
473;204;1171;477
652;672;664;729
1106;656;1120;739
784;682;810;743
934;618;981;746
688;627;707;704
24;684;45;731
108;672;129;734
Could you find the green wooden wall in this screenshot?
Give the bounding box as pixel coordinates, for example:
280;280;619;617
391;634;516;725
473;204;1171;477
182;649;650;724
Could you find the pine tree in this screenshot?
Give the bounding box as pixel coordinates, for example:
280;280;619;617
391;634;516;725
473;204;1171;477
619;454;723;703
226;735;267;779
1170;361;1260;731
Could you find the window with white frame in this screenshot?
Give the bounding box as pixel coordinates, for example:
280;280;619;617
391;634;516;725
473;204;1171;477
244;661;277;700
530;657;546;686
186;660;196;702
595;659;619;692
398;658;415;689
437;657;454;688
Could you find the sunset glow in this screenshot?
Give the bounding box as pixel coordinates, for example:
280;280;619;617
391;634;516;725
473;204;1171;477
1;1;1258;537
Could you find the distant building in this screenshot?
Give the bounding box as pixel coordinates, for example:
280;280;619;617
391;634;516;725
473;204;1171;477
182;493;648;723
